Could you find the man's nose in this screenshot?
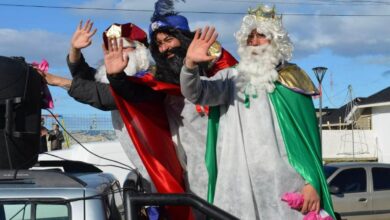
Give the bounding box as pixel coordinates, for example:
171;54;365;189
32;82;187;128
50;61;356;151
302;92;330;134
249;38;260;46
160;43;169;52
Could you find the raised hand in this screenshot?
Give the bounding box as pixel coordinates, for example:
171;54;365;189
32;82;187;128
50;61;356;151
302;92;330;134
103;38;129;75
301;183;320;214
184;26;218;69
71;19;97;50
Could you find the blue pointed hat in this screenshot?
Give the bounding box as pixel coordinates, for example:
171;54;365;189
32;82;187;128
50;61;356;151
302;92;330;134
149;0;189;36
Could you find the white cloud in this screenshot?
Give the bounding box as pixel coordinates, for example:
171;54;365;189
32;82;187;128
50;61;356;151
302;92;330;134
0;29;69;67
0;28;103;73
43;0;390;60
286;5;390;58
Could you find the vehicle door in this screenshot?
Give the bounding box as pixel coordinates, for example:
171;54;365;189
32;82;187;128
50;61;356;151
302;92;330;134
328;167;372;220
370;167;390;220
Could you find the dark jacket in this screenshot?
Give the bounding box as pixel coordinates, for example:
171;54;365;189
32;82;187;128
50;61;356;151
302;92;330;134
66;54;163;109
48;129;64;150
67;54;117;110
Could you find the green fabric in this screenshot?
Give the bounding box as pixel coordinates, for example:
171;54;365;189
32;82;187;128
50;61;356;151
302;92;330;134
205;106;220;203
269;82;335;218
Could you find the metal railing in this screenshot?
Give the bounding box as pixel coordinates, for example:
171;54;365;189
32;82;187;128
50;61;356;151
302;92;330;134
123;172;239;220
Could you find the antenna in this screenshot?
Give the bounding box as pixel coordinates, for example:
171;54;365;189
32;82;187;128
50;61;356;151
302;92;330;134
348;85;355;161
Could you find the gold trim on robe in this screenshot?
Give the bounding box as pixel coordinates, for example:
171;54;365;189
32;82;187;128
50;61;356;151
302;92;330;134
277;63;319;96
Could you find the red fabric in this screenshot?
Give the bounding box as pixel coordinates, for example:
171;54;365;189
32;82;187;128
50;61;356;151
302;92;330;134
111;88;192;220
111;48;237;219
209;48;238;76
123;23;148;45
103;23;148;49
127;73;181;95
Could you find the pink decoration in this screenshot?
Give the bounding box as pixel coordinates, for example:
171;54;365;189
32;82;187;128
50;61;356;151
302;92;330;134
282;192;304;209
281;192;334;220
32;59;54;109
304;210;334;220
32;59;49;73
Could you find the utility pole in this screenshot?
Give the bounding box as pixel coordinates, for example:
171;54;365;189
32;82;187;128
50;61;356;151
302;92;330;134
348;85;355;161
313;66;328;144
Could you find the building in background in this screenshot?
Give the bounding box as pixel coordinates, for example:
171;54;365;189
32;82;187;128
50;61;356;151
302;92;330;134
320;87;390;163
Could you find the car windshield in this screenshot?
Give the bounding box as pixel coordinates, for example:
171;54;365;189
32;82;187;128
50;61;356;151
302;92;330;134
324;166;338;179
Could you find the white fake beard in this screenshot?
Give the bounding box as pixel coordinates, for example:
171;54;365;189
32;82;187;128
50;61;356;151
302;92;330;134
236;44;281;93
95;46;152;84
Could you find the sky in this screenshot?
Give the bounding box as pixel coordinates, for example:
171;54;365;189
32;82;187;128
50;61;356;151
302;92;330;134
1;0;390;116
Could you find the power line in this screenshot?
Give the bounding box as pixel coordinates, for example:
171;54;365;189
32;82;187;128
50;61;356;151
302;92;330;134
1;3;390;17
0;3;152;12
211;0;390;6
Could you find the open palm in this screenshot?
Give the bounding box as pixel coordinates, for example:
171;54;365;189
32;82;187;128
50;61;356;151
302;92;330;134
71;20;97;50
103;38;128;75
186;26;218;65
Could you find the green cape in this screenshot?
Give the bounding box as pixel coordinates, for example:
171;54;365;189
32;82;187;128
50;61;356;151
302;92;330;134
205;82;335;218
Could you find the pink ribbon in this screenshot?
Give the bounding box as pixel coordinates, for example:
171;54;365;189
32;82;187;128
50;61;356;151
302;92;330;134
32;59;54;109
32;59;49;73
281;192;333;220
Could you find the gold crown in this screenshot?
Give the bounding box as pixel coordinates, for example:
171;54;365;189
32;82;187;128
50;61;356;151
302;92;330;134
248;4;280;21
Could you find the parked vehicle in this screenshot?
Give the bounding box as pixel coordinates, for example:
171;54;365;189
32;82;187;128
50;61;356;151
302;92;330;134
0;160;124;220
325;162;390;220
0;160;238;220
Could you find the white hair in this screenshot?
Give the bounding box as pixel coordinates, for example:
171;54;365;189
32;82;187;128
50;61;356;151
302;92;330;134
234;13;294;94
235;14;293;62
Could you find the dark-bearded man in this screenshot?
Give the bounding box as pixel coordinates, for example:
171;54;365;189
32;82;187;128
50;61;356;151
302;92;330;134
106;0;237;208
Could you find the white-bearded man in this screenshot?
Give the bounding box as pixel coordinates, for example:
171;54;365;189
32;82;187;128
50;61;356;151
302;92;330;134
180;5;336;220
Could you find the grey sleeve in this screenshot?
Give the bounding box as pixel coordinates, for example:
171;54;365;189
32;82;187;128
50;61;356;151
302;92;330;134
66;53;96;80
180;65;234;106
68;77;117;111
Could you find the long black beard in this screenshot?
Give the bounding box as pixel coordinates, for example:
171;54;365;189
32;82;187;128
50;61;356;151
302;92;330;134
151;28;194;85
154;46;187;84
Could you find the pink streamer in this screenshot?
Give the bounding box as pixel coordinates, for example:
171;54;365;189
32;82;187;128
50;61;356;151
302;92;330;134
281;192;333;220
32;59;54;109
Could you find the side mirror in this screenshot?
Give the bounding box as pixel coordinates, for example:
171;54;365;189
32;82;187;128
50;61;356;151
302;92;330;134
329;185;341;195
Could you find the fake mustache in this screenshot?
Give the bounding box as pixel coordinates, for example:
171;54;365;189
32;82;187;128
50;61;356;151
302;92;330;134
161;47;186;59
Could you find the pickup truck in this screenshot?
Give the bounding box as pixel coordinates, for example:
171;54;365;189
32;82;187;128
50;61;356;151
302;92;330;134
0;160;237;220
326;162;390;220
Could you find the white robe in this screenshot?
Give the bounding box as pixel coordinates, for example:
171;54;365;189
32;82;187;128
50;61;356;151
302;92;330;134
164;95;208;200
181;66;306;219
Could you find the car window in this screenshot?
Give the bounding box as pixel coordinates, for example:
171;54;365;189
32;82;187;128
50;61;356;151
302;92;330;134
36;204;69;220
324;166;338;179
329;168;367;193
0;202;70;220
0;203;31;220
372;167;390;191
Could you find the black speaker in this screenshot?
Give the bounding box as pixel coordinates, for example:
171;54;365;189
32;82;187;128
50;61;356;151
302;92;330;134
0;56;42;169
